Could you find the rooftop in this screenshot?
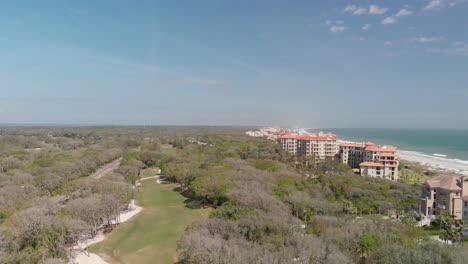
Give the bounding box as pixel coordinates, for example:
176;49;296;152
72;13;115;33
280;133;338;141
340;142;366;148
425;175;462;191
365;145;397;152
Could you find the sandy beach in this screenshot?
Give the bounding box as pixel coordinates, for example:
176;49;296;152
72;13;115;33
398;150;468;176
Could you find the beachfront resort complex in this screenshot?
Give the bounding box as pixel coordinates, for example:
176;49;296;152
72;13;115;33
247;127;468;222
420;175;468;221
273;129;399;181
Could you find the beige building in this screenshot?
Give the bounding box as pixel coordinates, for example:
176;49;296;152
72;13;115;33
420;175;468;220
279;132;339;161
340;142;399;181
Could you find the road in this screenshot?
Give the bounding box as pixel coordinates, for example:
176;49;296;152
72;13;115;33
90;158;122;179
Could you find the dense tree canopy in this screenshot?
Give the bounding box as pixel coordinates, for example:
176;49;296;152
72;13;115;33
0;126;465;263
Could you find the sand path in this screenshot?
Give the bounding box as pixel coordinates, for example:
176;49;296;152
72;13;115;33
70;200;142;264
70;169;164;264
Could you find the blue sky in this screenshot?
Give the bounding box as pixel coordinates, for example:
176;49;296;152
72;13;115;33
1;0;467;128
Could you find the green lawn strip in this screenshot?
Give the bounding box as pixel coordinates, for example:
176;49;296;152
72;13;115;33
421;224;443;236
400;168;428;184
90;180;211;264
140;168;158;178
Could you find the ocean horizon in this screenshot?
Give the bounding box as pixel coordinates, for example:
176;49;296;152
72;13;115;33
308;128;468;163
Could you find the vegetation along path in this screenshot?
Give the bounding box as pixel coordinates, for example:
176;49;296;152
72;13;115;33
90;179;211;264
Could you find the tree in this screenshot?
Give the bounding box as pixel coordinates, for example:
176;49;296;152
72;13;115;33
2;206;88;263
358;233;378;259
65;196;104;237
118;165;140;184
439;213;463;244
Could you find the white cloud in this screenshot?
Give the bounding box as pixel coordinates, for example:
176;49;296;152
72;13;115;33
330;25;346;33
362;24;372;30
382;17;397;24
425;0;445;10
343;5;367;15
343;4;388;15
427;42;468;56
343;5;356;12
424;0;465;11
382;8;413;25
395;9;413;17
326;20;346;33
369;5;389;15
384;41;393;46
416;36;442;43
354;7;368;15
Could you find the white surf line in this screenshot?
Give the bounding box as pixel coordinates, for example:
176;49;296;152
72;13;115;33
398;150;468;176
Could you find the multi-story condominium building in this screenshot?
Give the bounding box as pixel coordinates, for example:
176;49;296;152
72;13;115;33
420;175;468;220
339;142;399;181
279;132;339;161
339;142;367;168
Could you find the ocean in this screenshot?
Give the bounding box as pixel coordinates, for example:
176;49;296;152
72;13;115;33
308;128;468;162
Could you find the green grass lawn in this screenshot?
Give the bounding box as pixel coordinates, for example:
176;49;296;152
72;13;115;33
90;180;211;264
140;168;158;178
421;224;443;236
400;168;429;184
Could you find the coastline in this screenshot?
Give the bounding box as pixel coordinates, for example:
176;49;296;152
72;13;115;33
397;150;468;176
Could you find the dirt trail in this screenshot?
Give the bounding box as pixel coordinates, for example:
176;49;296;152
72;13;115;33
90;158;122;179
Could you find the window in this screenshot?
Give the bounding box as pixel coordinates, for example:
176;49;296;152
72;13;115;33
456;192;460;196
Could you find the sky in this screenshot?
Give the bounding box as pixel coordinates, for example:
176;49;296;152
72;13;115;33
0;0;467;128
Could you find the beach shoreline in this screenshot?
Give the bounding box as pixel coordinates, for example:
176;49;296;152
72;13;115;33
397;150;468;176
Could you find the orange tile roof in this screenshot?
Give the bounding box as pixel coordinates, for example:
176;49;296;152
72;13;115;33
425;175;462;191
365;145;397;152
340;143;366;148
280;133;338;141
359;162;385;167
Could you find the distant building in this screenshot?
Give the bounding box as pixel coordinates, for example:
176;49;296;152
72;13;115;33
279;132;339;161
245;127;285;140
340;142;399;181
420;175;468;220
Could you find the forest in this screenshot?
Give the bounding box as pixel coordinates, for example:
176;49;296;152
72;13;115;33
0;126;467;264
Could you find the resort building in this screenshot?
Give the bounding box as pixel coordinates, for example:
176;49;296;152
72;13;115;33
279;132;339;161
420;175;468;220
339;142;399;181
